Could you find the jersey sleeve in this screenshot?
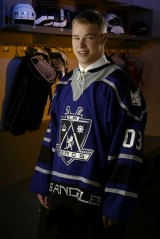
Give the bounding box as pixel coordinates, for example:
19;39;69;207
102;70;147;221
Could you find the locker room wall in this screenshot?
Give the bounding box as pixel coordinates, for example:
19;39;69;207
138;42;160;137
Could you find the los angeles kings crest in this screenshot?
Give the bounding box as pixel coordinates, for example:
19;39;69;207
56;106;94;165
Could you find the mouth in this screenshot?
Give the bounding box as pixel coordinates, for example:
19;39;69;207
77;50;89;56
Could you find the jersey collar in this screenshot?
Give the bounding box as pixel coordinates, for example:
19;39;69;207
79;55;110;73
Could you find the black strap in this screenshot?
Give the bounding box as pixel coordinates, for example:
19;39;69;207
88;63;113;73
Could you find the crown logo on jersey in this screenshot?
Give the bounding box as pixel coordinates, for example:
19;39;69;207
130;89;141;106
56;106;93;165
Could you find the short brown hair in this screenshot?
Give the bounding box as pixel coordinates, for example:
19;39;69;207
72;10;107;33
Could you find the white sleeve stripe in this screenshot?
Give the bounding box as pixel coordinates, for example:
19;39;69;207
108;153;143;163
43;137;51;143
105;187;138;198
35;166;52;175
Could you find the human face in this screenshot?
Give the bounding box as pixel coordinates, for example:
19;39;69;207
72;22;107;68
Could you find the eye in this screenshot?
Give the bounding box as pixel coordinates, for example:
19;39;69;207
72;36;80;40
85;35;94;40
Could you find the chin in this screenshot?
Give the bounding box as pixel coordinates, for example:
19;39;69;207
79;62;89;68
78;58;91;66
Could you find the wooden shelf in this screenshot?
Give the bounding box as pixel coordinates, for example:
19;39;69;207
107;32;150;49
2;24;71;35
0;24;150;48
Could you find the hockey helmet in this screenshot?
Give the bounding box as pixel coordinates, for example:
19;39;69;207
106;13;125;34
11;3;36;24
130;21;149;36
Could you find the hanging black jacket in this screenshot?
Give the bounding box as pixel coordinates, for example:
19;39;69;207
5;55;55;135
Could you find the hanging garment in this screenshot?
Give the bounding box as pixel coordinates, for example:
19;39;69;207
1;56;23;129
105;52;144;86
5;54;56;135
123;53;144;86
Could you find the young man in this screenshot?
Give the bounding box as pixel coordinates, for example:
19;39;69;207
30;10;147;238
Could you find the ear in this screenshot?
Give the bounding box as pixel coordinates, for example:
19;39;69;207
101;33;108;44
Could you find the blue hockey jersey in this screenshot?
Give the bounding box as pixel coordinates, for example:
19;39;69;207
30;61;147;221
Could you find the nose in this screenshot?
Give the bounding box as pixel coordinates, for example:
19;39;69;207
79;37;86;47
